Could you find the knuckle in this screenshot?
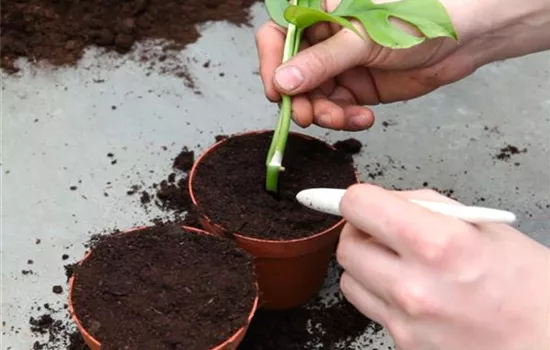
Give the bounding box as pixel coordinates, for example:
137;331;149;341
341;183;365;207
392;282;435;317
420;234;452;265
402;224;457;266
335;229;351;268
303;45;332;78
387;319;417;349
255;23;268;42
339;272;352;296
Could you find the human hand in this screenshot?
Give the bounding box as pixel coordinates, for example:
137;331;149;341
336;184;550;350
255;0;550;131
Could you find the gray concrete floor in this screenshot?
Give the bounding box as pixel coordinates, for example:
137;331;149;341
1;3;549;349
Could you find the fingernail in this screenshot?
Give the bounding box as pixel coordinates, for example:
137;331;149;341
348;115;370;130
317;114;332;128
275;66;305;92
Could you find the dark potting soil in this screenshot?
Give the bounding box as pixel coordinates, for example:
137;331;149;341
154;176;201;227
173;148;195;172
238;294;382;349
1;0;257;73
29;310;88;349
70;224;256;350
494;144;527;161
192;132;357;240
332;138;363;155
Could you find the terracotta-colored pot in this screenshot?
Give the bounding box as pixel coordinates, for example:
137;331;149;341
188;130;359;310
67;225;259;350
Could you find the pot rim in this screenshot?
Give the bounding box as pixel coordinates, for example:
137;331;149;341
67;225;259;350
188;129;358;244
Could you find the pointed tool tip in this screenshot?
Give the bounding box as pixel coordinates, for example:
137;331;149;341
295;188;345;217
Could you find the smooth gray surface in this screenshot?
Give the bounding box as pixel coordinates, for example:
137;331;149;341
1;3;549;349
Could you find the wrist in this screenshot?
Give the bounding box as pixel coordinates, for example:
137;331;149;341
442;0;550;63
443;0;550;41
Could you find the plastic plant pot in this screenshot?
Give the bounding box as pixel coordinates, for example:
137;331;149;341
188;130;359;310
67;225;259;350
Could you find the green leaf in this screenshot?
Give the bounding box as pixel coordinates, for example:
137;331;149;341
265;0;290;27
306;0;323;10
284;5;364;39
331;0;458;48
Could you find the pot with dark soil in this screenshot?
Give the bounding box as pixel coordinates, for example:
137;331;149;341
188;131;358;309
68;225;258;350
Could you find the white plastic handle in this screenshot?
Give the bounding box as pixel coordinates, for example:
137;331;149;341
296;188;516;224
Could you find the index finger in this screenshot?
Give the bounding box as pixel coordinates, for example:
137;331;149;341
339;183;474;260
255;21;286;102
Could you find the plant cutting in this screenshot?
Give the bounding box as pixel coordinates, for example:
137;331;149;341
264;0;459;192
68;224;258;350
188;131;359;309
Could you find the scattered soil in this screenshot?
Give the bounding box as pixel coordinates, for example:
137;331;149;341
239;293;382;349
173;148;194;172
29;310;88;349
1;0;257;73
153;176;201;227
52;285;63;294
140;190;151;204
70;224;256;349
494;145;527;161
133;145;199;227
333;138;363;155
192;132;357;240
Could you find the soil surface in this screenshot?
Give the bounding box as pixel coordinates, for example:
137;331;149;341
71;225;256;350
1;0;257;73
192;132;357;240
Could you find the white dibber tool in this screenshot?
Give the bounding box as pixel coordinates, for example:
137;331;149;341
296;188;517;224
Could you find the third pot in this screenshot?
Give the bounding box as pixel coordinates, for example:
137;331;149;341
68;225;258;349
188;130;359;309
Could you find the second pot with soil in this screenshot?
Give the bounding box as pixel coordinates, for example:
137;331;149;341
188;130;358;310
68;224;258;350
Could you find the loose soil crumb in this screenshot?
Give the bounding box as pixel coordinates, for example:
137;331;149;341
29;310;87;349
71;225;256;350
173;148;194;172
333;138;363;155
192;132;357;240
1;0;258;73
494;145;527;161
52;285;63;294
139;190;151;204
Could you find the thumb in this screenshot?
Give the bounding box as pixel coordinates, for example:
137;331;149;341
273;28;370;95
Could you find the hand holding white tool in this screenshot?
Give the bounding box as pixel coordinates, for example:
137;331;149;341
296;188;517;224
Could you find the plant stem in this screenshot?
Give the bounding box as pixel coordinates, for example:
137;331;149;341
266;0;301;193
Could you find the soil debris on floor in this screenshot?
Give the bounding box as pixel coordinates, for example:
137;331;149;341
494;144;527;161
1;0;258;73
70;224;256;349
333;138;363;155
28;307;88;350
239;292;382;349
192;132;357;240
173;147;194;172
